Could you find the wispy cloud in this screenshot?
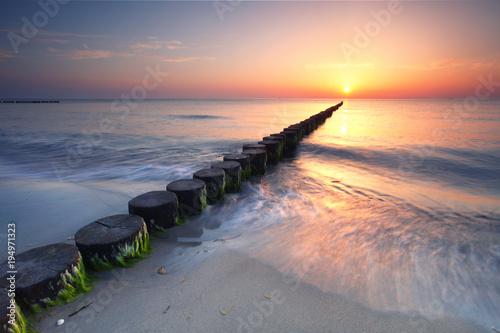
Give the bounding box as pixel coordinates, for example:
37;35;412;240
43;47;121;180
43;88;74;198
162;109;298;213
0;50;15;61
35;38;68;44
304;58;499;72
47;47;130;60
65;50;113;60
430;59;466;69
394;64;428;71
304;62;375;70
38;29;110;39
470;62;497;70
162;57;199;63
46;45;203;62
396;58;499;71
130;40;183;51
0;28;109;39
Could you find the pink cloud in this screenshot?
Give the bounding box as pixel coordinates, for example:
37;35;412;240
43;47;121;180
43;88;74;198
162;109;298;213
130;40;183;51
0;51;15;60
162;57;198;63
430;59;466;69
35;38;68;44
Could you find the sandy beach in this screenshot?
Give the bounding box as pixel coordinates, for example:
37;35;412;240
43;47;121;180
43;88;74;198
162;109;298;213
33;231;488;333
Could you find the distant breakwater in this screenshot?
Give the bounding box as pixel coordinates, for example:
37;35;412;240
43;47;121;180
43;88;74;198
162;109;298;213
1;100;60;104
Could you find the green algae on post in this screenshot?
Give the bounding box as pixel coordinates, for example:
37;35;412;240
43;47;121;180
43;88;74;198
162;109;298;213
240;166;252;179
88;223;151;271
223;154;251;180
193;168;226;204
75;214;151;271
211;161;242;193
28;256;97;312
258;140;282;162
1;291;30;333
167;179;207;217
241;149;267;175
0;243;96;328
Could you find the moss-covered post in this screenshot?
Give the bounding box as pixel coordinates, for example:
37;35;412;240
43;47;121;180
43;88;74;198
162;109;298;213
241;149;267;175
270;133;286;144
0;243;94;311
75;214;150;270
263;135;284;157
282;130;298;150
301;120;313;135
309;116;318;130
193;168;226;204
223;154;251;179
257;140;282;162
288;124;305;139
211;161;241;193
242;144;266;151
167;179;207;217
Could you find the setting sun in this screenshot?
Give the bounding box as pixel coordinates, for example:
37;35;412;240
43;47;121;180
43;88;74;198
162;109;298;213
344;87;350;93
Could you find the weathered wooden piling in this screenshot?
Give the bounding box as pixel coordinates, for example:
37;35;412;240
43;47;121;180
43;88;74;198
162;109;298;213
242;144;266;151
128;191;179;231
75;214;149;270
300;120;312;135
211;161;242;193
263;136;282;144
282;130;298;149
193;168;226;204
258;140;282;162
309;116;318;130
285;127;303;141
223;153;252;179
264;135;285;157
242;149;267;175
167;179;207;216
269;133;286;143
0;243;91;308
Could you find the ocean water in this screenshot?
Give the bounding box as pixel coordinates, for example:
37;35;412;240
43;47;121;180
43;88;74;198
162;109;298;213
0;99;499;328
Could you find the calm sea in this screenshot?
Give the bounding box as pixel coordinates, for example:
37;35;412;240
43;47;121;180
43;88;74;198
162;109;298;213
0;99;499;328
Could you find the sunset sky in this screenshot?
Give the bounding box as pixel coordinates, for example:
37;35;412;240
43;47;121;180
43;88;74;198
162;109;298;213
1;0;499;99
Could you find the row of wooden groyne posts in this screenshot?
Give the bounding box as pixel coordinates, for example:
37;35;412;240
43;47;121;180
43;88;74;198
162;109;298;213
0;102;343;332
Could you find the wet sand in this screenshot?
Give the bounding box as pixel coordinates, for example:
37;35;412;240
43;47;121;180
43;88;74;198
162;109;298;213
33;234;487;333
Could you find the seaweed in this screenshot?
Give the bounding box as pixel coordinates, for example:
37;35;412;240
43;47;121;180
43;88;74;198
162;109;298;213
240;166;252;180
26;255;96;316
267;144;284;162
200;186;208;210
4;301;32;333
205;177;224;204
87;225;151;271
224;172;241;193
